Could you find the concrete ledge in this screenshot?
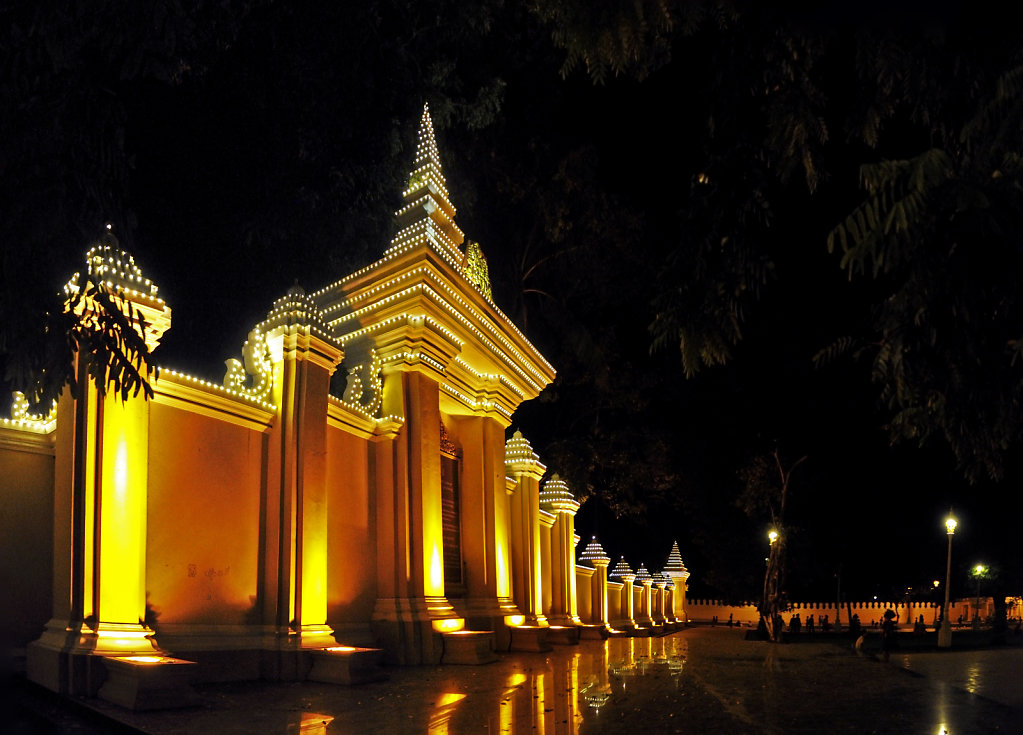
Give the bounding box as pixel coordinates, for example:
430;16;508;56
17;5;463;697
441;631;497;664
307;647;387;685
546;626;580;645
97;655;201;711
509;626;551;652
629;627;653;638
578;624;610;640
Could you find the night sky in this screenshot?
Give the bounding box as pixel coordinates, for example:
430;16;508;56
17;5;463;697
4;2;1019;605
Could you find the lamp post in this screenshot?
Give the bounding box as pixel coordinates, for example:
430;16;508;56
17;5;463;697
937;514;956;648
762;529;780;641
972;564;987;627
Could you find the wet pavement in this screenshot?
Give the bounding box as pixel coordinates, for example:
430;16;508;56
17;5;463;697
9;627;1022;734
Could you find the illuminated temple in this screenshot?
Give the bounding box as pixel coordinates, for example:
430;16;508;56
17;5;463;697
1;106;689;708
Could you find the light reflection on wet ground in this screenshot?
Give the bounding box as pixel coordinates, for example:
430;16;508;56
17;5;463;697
69;628;1022;735
419;635;688;734
468;635;689;734
897;646;1023;710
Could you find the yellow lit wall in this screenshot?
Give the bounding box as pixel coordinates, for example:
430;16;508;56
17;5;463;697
0;436;54;647
145;402;262;625
575;567;593;623
325;425;376;625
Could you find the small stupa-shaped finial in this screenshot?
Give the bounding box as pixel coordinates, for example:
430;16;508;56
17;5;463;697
609;556;635;581
579;536;611;567
539;473;579;514
505;429;539;464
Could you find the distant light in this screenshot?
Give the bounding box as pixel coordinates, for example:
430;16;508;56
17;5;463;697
945;516;957;535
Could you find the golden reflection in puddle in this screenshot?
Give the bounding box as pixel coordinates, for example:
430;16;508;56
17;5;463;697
580;639;612;711
497;673;528;734
428;692;466;734
287;713;334;734
535;672;548;735
471;636;690;733
965;664;980;695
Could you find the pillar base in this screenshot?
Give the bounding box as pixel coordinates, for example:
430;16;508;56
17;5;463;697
508;625;551;652
307;647;388;685
97;655;201;711
298;624;340;650
26;618;163;697
455;597;521;651
441;631;497;664
371;597;458;665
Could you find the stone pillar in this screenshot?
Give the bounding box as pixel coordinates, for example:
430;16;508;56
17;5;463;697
663;540;690;624
609;558;637;631
652;575;667;625
372;368;460;664
664;579;676;623
578;537;611;636
540;475;581;627
262;292;345;663
449;417;518;647
504;432;547;627
635;565;654;627
28;242;178;699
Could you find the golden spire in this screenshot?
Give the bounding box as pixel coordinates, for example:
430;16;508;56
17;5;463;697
388;103;464;263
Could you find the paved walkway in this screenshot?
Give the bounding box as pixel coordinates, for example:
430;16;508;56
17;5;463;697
7;628;1022;734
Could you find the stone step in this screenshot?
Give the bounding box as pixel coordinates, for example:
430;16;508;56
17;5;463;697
578;624;610;640
546;626;581;645
440;631;497;664
508;625;551;652
97;655;201;711
307;646;388;685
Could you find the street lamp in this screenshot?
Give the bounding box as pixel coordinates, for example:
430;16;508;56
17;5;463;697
762;529;781;640
937;514;956;648
973;564;987;627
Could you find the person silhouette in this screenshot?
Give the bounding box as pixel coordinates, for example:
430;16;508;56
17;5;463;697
881;609;897;662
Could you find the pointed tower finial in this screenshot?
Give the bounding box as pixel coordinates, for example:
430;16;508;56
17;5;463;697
409;102;448;198
387;103;465;264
